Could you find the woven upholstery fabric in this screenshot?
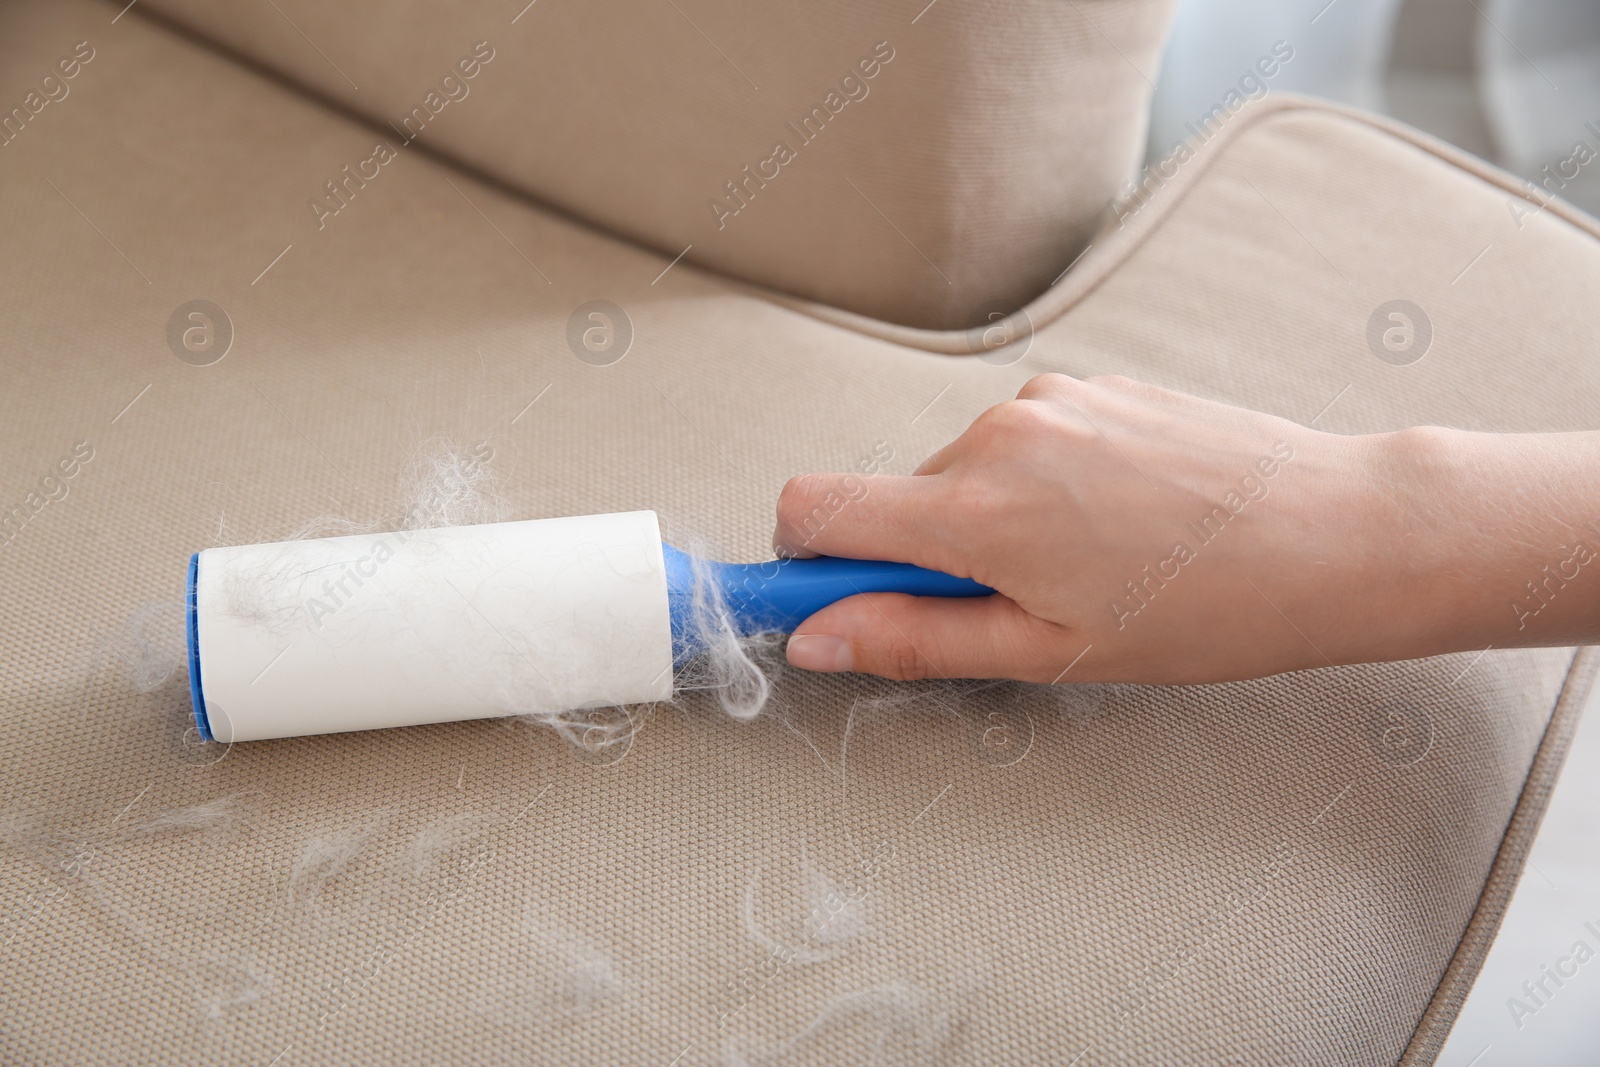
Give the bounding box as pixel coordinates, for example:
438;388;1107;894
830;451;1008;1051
130;0;1177;331
2;3;1599;1065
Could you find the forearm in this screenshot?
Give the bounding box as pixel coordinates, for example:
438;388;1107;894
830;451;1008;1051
1367;425;1600;658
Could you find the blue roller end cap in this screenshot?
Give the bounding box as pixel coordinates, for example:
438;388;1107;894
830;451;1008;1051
186;552;213;742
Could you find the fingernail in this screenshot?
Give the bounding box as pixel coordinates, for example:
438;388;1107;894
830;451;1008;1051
787;634;853;673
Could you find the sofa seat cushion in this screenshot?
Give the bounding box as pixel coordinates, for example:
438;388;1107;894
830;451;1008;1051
1;3;1597;1065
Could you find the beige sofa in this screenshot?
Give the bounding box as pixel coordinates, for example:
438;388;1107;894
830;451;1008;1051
3;1;1598;1063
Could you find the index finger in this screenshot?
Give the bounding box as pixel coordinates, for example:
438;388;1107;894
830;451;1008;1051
772;471;948;567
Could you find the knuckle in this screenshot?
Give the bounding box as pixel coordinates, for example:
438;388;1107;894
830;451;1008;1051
1086;373;1172;404
1016;372;1074;401
971;398;1050;439
775;475;831;546
774;476;805;526
880;640;933;682
777;472;870;551
776;473;825;519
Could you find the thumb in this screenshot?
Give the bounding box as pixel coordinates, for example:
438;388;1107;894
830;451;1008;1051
785;592;1064;682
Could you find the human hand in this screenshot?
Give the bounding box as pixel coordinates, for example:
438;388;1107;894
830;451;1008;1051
772;373;1526;685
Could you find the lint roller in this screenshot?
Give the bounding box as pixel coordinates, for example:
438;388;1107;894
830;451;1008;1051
185;510;991;743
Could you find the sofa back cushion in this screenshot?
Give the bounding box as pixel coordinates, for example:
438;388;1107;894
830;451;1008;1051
138;0;1176;328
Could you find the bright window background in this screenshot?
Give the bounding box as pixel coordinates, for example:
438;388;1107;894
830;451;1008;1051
1147;0;1600;216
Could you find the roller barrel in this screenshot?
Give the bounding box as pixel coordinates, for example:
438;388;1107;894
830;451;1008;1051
187;511;674;743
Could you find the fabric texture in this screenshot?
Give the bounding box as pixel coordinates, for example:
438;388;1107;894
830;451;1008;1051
131;0;1178;331
2;2;1598;1065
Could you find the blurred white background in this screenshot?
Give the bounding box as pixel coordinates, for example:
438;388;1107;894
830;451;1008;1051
1148;0;1600;215
1149;2;1600;1063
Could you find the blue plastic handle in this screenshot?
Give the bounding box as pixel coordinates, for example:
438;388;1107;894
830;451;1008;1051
661;543;992;656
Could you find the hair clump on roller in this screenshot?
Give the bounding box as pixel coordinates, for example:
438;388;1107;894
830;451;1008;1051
673;541;782;723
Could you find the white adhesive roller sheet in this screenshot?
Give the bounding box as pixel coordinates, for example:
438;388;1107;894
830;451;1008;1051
189;510;674;742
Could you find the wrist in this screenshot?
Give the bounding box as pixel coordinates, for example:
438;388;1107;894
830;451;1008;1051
1347;425;1490;659
1359;423;1557;656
